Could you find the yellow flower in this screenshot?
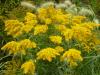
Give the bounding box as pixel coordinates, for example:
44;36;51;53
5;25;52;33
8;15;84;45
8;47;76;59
19;39;37;49
55;25;67;32
45;18;52;25
23;18;37;33
54;14;66;24
25;12;37;21
25;20;37;26
49;35;62;44
55;46;64;53
1;39;37;55
61;49;83;67
72;16;86;25
72;25;92;42
62;28;73;41
37;48;60;62
22;25;33;33
34;25;48;35
24;20;37;27
38;8;47;20
50;9;68;24
1;41;20;55
38;6;70;25
47;6;57;16
21;60;35;74
81;22;96;30
5;20;23;38
23;12;38;33
19;39;36;55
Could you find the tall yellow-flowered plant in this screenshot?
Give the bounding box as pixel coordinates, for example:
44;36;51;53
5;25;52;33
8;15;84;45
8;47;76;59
1;5;100;75
1;39;37;55
37;48;60;62
21;60;35;74
61;49;83;67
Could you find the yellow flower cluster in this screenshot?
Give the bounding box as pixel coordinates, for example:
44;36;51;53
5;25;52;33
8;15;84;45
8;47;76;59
1;39;36;55
22;12;37;33
1;41;20;55
55;46;64;53
5;20;23;38
81;36;100;52
61;49;83;67
81;22;97;30
72;25;92;42
56;23;95;42
61;28;73;41
37;48;60;62
34;25;48;35
49;36;62;44
5;6;99;42
19;39;37;49
21;60;35;74
72;16;86;25
24;12;37;21
37;6;70;25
